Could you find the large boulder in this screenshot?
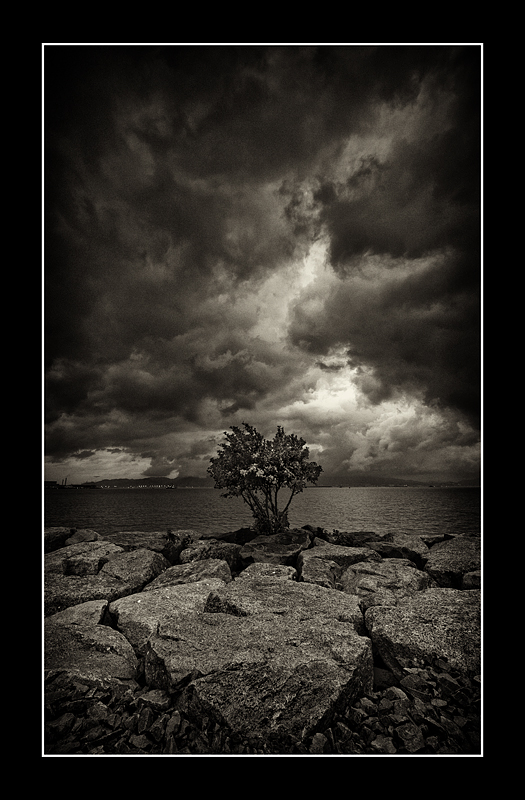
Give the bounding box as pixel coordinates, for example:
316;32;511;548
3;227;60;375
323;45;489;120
65;529;101;546
45;540;124;576
297;554;340;589
144;574;373;749
99;548;170;588
46;569;160;617
47;599;111;626
424;537;481;588
143;559;232;591
341;558;435;610
239;529;313;568
298;541;382;588
108;579;228;656
364;588;481;678
44;618;139;689
172;616;372;752
44;574;127;617
102;530;193;565
44;545;170;617
180;540;243;573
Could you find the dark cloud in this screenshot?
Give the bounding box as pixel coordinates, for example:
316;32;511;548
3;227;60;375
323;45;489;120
289;250;480;427
286;46;481;429
315;130;479;267
44;44;481;482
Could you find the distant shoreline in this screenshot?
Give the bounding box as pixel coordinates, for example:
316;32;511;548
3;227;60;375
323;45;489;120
44;483;480;491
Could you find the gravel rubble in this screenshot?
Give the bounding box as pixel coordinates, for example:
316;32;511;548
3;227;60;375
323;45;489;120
44;655;481;755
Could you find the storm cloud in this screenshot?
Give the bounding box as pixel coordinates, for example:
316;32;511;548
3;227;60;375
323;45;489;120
44;44;481;484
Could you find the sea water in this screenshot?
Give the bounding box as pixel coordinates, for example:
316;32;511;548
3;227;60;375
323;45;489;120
43;486;481;540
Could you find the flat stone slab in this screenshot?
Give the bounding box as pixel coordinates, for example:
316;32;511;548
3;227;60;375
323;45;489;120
364;588;481;678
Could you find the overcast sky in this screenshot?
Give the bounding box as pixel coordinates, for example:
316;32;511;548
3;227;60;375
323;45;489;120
43;44;482;485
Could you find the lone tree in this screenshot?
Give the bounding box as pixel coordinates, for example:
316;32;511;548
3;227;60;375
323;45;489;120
207;423;322;535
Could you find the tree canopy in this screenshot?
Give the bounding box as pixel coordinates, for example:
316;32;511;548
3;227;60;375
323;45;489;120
207;423;322;534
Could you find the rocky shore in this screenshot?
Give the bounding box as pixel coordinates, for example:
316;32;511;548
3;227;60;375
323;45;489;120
43;525;482;756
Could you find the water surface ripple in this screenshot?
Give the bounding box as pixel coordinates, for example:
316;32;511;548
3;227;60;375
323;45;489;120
44;486;481;539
